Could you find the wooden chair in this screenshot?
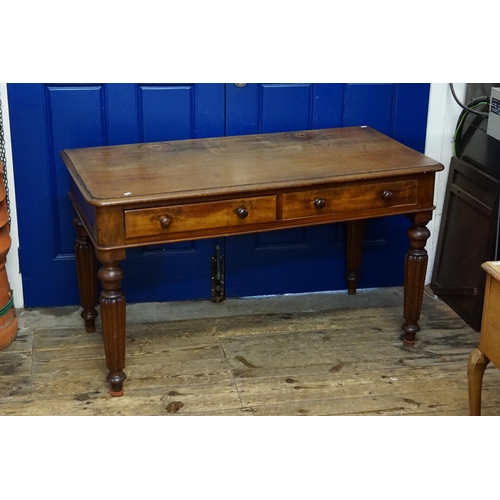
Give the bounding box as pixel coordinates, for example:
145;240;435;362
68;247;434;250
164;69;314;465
467;261;500;415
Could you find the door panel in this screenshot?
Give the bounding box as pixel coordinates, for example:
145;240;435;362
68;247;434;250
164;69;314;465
391;83;431;152
139;84;196;141
225;83;346;135
343;83;394;134
9;84;110;307
259;84;313;132
225;224;344;297
47;85;108;257
224;83;430;297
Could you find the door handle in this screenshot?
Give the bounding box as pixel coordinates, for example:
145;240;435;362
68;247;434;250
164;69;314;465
234;83;247;88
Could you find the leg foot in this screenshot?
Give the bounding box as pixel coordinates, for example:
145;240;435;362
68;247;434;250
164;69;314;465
467;348;490;416
99;260;127;396
73;217;98;332
402;219;430;345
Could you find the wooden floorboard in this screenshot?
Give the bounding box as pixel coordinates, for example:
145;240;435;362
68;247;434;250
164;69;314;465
1;292;499;416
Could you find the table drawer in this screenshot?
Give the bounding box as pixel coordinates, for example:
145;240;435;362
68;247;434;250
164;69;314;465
124;195;277;239
282;179;418;219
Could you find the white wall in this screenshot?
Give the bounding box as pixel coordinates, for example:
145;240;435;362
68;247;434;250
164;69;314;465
0;83;464;309
424;83;466;283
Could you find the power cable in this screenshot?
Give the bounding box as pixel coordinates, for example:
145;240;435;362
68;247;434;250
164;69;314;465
449;83;489;117
453;98;489;156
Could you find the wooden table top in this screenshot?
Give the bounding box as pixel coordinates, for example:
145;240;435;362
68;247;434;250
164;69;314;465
62;126;443;207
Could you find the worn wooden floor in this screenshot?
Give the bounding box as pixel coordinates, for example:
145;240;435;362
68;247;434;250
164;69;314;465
1;289;500;416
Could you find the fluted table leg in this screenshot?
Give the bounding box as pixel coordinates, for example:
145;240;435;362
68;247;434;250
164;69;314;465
345;220;365;295
402;216;431;346
73;217;98;333
98;259;127;397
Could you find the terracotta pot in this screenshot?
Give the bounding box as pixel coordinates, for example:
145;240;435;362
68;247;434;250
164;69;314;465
0;162;18;351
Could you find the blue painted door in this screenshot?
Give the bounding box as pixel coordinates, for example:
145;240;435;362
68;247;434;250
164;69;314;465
8;83;430;307
223;83;430;297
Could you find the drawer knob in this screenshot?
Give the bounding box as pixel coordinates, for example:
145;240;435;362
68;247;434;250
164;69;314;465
159;215;172;228
314;198;326;209
236;207;249;219
382;190;393;202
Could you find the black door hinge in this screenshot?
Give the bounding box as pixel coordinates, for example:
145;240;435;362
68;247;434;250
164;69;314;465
211;245;225;303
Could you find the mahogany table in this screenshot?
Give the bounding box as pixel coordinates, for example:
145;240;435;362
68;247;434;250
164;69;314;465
62;126;444;396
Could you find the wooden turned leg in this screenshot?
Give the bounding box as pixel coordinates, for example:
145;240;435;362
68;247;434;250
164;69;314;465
345;220;365;295
402;221;430;346
98;260;127;397
467;349;490;416
73;217;98;333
